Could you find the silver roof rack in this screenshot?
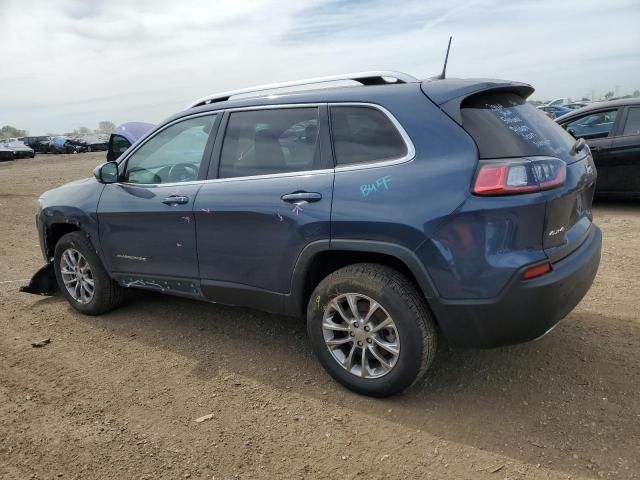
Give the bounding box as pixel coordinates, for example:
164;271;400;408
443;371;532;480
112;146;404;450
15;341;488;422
187;71;419;108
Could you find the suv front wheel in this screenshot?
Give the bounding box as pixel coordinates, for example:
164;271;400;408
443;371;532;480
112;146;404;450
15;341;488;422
307;263;437;397
54;231;125;315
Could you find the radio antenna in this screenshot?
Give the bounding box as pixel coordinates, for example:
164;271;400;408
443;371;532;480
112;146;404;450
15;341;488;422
436;36;452;80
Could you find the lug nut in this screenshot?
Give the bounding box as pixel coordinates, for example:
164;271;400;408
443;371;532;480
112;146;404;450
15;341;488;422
364;326;370;332
353;322;359;328
349;332;355;337
357;341;363;346
366;338;373;344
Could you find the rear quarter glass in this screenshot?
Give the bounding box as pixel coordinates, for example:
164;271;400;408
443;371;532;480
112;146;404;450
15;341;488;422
461;92;577;163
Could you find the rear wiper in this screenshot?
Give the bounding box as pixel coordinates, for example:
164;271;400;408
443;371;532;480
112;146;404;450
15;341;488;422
570;137;586;155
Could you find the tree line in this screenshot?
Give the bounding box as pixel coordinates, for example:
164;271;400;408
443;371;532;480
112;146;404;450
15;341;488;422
1;121;116;140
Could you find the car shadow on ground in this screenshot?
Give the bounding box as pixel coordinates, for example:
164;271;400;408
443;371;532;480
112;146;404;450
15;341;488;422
49;290;639;478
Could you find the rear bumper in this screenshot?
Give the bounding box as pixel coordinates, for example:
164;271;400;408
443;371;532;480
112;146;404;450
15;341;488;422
431;225;602;348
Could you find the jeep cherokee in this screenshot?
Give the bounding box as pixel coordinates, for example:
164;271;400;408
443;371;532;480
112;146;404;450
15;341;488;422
23;71;602;397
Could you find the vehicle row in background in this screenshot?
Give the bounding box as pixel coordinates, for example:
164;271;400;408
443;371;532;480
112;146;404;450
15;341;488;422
557;98;640;197
2;125;153;162
17;134;109;154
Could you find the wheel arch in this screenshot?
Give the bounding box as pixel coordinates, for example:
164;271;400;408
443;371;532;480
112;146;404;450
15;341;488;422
287;239;439;317
44;223;82;260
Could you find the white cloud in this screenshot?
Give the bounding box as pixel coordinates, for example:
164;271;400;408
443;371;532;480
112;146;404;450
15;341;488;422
1;0;638;133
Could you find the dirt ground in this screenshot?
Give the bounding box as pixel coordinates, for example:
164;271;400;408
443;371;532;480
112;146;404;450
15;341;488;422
1;153;639;480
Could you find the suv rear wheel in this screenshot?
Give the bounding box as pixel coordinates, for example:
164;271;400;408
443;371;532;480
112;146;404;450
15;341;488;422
54;232;125;315
307;263;437;397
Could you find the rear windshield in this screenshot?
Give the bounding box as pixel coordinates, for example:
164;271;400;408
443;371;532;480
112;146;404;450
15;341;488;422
461;92;575;161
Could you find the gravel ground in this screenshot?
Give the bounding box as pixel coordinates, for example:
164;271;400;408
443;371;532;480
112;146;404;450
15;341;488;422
1;153;639;480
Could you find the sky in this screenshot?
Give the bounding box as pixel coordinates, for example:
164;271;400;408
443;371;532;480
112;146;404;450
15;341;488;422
1;0;639;134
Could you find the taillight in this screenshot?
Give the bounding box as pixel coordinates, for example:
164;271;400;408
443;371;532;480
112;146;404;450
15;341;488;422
473;158;566;196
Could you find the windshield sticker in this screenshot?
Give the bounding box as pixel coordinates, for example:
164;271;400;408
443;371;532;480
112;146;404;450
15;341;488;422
487;103;564;155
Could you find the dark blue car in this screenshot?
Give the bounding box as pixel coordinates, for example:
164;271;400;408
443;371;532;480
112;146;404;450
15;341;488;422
538;105;572;119
24;71;601;396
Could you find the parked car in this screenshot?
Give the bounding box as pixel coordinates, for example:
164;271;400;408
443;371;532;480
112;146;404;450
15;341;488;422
49;136;84;154
107;122;155;162
22;71;601;397
556;98;640;197
538;105;572;119
546;97;572;107
0;142;15;161
22;136;51;153
74;134;109;152
6;140;35;158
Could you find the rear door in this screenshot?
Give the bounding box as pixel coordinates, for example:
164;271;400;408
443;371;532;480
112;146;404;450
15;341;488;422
608;106;640;194
98;113;218;286
194;105;333;307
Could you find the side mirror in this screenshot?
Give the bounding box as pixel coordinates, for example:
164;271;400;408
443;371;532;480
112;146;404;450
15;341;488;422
93;161;119;184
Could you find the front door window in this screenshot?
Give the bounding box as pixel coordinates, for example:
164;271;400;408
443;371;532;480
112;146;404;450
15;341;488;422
123;115;216;184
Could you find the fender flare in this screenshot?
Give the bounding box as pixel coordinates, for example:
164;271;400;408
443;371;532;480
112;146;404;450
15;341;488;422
286;239;439;316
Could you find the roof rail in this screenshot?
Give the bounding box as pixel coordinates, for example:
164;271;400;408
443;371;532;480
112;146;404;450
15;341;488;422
187;71;419;108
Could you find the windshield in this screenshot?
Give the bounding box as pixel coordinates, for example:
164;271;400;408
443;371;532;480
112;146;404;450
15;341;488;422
461;92;576;162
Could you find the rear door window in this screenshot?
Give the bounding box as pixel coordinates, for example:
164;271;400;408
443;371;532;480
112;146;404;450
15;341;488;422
218;107;320;178
622;107;640;136
562;109;618;140
461;92;575;161
330;106;408;165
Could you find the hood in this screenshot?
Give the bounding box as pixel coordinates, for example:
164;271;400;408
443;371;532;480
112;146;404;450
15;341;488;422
114;122;155;144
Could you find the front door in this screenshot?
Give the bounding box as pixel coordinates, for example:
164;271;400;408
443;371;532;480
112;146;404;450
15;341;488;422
98;114;218;288
608;106;640;194
561;108;619;193
194;106;333;308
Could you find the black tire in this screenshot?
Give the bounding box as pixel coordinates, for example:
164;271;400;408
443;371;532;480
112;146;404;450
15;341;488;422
307;263;437;397
53;231;125;315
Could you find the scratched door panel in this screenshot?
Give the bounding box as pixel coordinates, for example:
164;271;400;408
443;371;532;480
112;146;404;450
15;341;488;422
194;172;333;293
98;183;202;278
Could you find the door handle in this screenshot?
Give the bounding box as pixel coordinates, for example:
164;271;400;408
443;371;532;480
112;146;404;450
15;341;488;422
281;192;322;203
590;146;601;152
162;195;189;205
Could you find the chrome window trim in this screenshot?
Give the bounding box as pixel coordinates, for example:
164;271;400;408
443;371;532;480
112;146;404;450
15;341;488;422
116;102;414;187
116;111;219;167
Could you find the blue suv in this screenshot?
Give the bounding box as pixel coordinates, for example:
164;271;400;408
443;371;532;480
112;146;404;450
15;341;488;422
24;71;602;396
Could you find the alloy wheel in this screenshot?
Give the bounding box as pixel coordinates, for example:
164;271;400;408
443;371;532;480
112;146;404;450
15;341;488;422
322;293;400;379
60;248;94;304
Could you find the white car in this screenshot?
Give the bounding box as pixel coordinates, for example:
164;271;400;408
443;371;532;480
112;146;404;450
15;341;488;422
6;140;35;158
0;142;15;161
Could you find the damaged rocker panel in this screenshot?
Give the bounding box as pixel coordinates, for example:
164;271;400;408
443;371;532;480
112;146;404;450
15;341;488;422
115;274;202;297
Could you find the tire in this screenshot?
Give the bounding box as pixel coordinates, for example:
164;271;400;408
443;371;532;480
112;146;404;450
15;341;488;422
53;231;125;315
307;263;437;397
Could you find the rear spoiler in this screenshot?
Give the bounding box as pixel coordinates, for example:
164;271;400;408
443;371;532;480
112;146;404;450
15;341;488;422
421;78;534;125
